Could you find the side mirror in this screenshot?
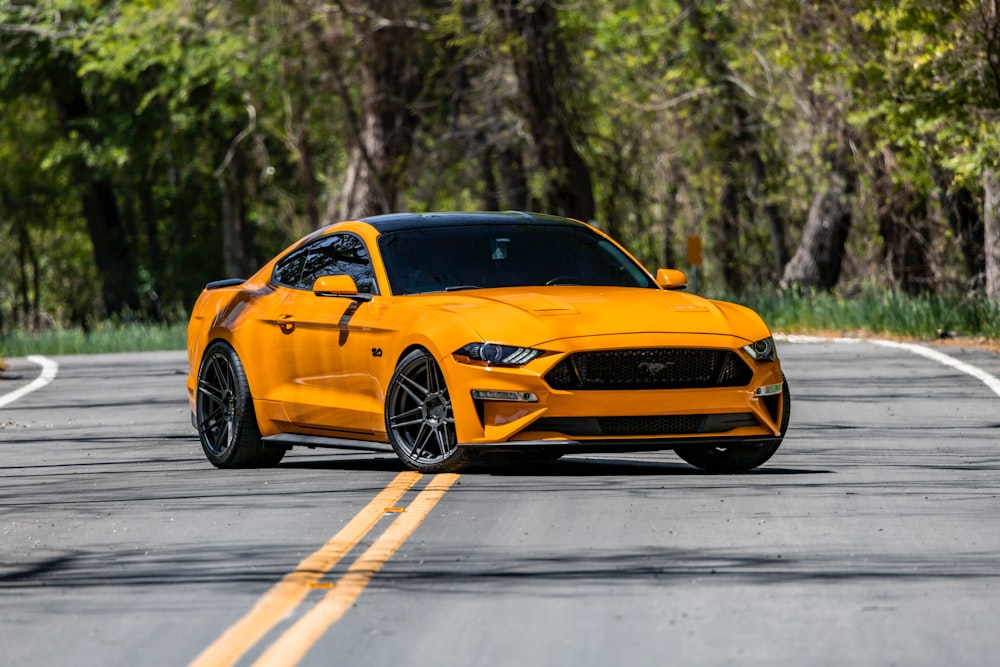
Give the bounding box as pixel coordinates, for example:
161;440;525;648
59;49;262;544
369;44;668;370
312;275;373;301
655;268;688;291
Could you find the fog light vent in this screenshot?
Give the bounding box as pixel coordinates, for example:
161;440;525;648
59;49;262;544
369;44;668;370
471;390;538;402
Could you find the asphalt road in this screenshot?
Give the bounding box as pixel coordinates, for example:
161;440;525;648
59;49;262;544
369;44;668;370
2;340;999;666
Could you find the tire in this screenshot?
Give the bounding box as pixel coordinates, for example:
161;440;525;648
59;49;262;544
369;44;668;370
195;341;285;468
675;377;791;473
385;348;469;473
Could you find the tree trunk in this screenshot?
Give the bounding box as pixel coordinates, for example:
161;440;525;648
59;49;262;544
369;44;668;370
48;62;140;317
876;151;935;294
715;162;744;291
687;4;785;291
79;180;139;315
478;140;501;211
659;166;681;270
325;2;429;220
933;166;985;291
139;177;165;321
781;128;857;290
216;159;254;280
297;132;322;230
218;182;247;278
15;219;38;327
492;0;595;221
497;147;530;210
983;169;1000;301
780;177;853;290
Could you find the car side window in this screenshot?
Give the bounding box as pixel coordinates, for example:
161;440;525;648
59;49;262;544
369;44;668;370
272;244;310;287
273;233;376;294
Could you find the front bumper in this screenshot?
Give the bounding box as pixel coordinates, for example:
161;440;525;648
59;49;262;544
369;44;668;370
440;332;787;447
454;434;784;455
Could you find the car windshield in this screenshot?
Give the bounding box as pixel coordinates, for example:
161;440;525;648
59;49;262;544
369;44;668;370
378;223;656;295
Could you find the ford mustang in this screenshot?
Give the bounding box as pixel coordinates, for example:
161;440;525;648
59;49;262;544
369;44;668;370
186;211;789;473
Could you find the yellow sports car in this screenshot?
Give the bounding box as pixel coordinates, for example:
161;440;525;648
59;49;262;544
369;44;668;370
186;212;789;473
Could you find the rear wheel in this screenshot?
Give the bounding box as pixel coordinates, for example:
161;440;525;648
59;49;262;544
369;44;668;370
196;342;284;468
385;349;469;473
675;378;791;473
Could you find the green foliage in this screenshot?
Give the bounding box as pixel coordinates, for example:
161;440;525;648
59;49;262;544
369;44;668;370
0;322;187;357
738;286;1000;341
0;91;98;325
846;1;1000;185
2;0;999;336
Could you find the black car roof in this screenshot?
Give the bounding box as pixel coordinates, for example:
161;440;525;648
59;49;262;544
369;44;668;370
360;211;586;233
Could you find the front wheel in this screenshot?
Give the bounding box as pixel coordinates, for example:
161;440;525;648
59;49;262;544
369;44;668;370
196;342;285;468
385;349;469;473
675;378;791;473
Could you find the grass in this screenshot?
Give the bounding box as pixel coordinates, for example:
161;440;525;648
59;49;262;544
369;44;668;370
732;287;1000;342
0;321;187;358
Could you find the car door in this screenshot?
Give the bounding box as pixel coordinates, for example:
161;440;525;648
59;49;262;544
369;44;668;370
268;232;384;435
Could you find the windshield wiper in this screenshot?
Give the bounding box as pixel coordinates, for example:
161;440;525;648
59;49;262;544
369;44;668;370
443;285;483;292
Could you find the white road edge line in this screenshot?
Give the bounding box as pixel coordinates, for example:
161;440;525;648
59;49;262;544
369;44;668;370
0;355;59;408
777;334;1000;399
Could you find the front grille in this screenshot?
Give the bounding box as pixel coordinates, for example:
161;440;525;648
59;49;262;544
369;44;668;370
545;348;752;390
533;413;759;437
599;415;704;436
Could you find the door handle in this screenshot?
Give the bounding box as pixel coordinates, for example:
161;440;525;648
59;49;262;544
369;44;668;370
278;314;295;334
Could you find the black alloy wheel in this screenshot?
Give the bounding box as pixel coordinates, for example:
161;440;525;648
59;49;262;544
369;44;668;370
196;342;284;468
385;348;468;473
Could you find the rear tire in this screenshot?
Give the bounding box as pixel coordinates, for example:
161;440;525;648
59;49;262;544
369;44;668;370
195;342;285;468
675;377;790;473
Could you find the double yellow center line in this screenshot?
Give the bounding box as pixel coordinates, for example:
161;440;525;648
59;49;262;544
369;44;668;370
189;471;459;667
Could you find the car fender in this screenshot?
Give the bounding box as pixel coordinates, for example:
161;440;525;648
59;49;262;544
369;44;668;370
374;302;486;430
709;299;773;345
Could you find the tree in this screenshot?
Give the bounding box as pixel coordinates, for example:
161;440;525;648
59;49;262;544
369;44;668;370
1;4;142;317
5;0;1000;329
492;0;595;221
0;93;99;330
984;170;1000;301
847;1;1000;296
781;124;858;290
300;1;444;220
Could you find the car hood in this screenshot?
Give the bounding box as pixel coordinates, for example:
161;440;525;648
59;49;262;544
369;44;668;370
416;286;768;347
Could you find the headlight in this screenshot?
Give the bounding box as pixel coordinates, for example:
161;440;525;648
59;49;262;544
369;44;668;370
742;336;776;362
453;343;544;367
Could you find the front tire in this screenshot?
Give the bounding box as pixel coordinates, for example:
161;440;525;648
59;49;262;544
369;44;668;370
196;342;285;468
675;377;791;473
385;348;469;473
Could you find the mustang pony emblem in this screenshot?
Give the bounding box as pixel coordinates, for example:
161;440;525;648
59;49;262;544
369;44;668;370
638;361;673;375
